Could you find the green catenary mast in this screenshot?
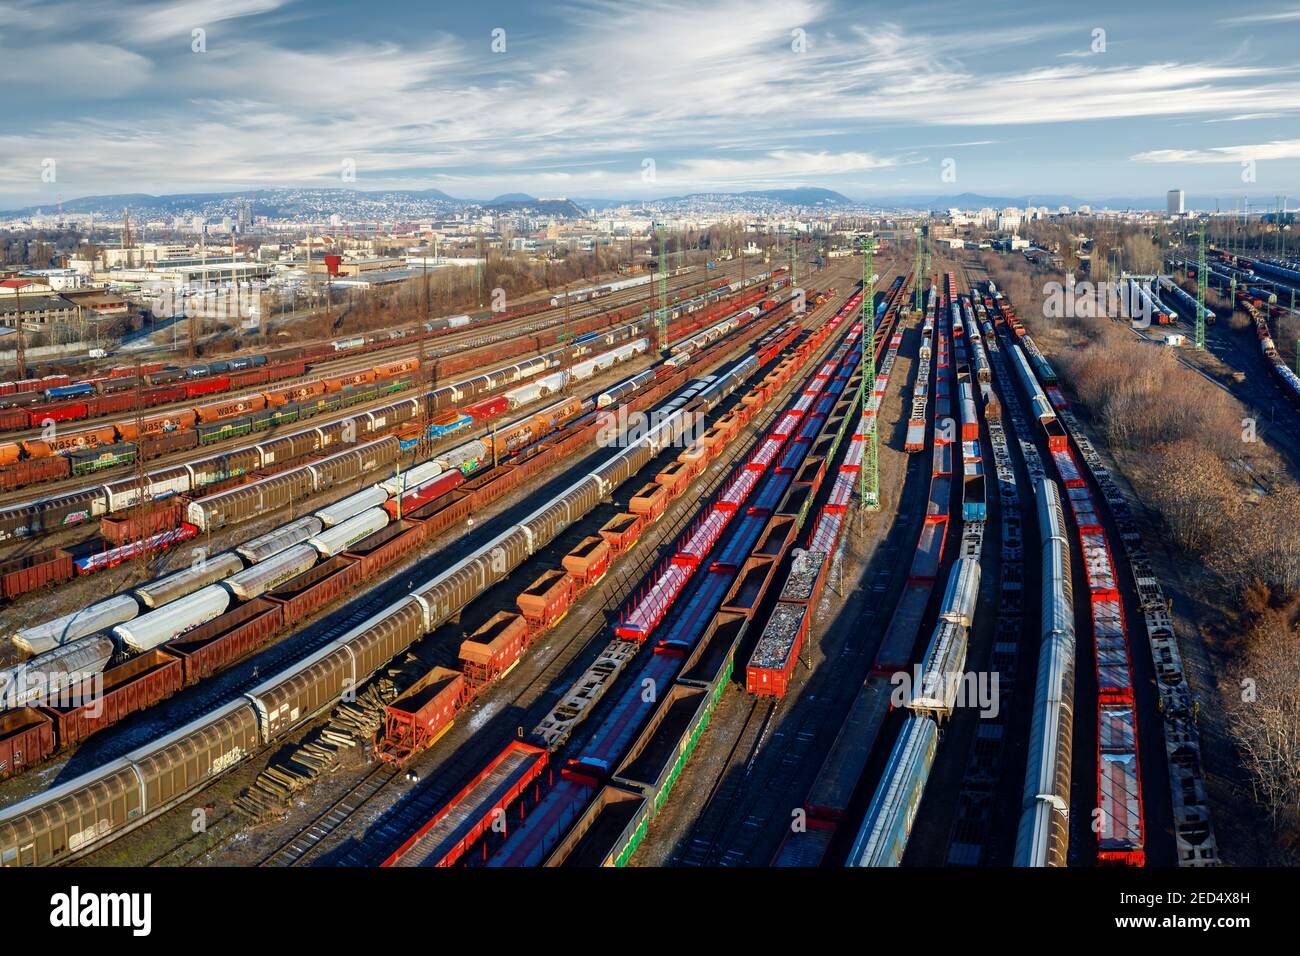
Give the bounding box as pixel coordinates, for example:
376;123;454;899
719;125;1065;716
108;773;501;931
1196;221;1208;351
656;224;669;351
859;235;879;512
913;228;924;313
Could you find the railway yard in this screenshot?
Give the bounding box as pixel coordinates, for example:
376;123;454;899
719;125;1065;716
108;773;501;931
4;235;1299;877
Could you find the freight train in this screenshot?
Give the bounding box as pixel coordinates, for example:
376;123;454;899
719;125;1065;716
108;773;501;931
1243;297;1300;408
1001;303;1146;867
0;358;766;865
846;275;989;867
1013;475;1076;866
0;280;786;497
1156;276;1215;325
0;289;817;859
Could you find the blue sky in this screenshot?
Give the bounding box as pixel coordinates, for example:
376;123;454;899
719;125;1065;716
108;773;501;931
1;0;1298;207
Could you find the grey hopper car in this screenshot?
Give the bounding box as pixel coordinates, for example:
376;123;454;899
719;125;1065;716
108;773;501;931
134;553;246;609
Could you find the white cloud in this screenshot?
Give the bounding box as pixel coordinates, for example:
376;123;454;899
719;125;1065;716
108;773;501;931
1219;6;1300;24
1132;140;1300;163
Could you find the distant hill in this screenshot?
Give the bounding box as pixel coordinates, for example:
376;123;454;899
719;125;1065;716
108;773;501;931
876;191;1177;211
482;197;587;217
652;187;856;207
0;187;464;219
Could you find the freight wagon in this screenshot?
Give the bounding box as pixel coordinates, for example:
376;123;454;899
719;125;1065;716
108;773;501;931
0;290;794;862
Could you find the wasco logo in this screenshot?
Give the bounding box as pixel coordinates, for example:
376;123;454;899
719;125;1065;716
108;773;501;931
49;886;152;936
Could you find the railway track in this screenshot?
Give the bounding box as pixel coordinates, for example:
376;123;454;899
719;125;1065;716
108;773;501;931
0;265;754;509
47;276;847;868
259;765;398;867
245;277;863;868
661;275;926;868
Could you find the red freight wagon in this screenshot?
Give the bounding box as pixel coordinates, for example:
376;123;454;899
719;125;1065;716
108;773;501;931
85;392;144;417
746;602;809;698
26;402;87;427
0;408;29;430
516;569;576;633
467;395;508;420
265;555;363;622
0;708;56;780
183;375;230;399
384;470;465;520
165;599;285;686
99;501;185;545
375;666;467;767
343;520;427;578
140;383;188;407
382;741;549;868
45;650;183;749
0;455;70;490
266;360;307;381
598;512;644;556
459;611;529;686
138;429;199;460
0;547;74;599
563;536;611;590
228;368;272;390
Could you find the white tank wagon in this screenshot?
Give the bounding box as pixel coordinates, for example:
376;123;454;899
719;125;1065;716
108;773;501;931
0;636;115;710
13;595;140;656
222;544;319;602
315;485;389;528
381;460;443;497
597;369;655;408
307;507;390;558
111;585;230;653
134;552;246;609
1014;477;1077;868
235;516;324;564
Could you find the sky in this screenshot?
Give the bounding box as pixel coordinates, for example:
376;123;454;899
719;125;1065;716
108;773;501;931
1;0;1299;208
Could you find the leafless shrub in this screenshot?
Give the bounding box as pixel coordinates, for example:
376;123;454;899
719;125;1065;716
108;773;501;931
1055;337;1240;456
1139;441;1243;553
1225;603;1300;852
